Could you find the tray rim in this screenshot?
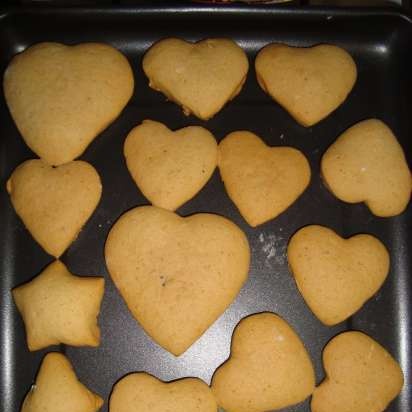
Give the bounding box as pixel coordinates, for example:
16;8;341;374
0;3;411;22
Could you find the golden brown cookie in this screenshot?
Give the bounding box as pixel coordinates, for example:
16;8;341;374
218;130;310;226
7;159;102;257
104;206;250;356
110;372;217;412
321;119;412;217
4;42;134;165
287;225;389;326
21;352;103;412
13;260;105;351
312;331;404;412
211;312;315;412
255;43;357;126
124;119;217;211
143;38;249;120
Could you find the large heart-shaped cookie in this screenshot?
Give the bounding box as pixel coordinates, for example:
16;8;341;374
7;159;102;257
143;38;249;120
255;43;357;126
124;119;217;211
110;373;217;412
321;119;412;217
312;331;404;412
218;131;311;226
4;42;134;165
211;313;315;412
287;225;389;325
104;206;250;355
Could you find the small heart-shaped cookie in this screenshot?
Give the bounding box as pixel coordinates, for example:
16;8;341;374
4;42;134;165
13;260;105;351
22;353;103;412
255;43;357;126
287;225;389;325
143;38;249;120
312;331;404;412
7;159;102;257
321;119;412;217
218;131;310;226
124;119;217;211
110;373;217;412
211;313;315;412
105;206;250;355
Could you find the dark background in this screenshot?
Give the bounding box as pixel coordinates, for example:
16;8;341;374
0;0;410;10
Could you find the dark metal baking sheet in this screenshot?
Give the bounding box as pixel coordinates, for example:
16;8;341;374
0;4;410;412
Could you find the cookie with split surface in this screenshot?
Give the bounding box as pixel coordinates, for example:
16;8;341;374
143;38;249;120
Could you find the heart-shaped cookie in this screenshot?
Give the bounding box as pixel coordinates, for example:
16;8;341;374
287;225;389;325
321;119;412;217
312;331;404;412
110;373;217;412
255;43;357;126
7;159;102;257
124;119;217;211
104;206;250;355
211;313;315;412
143;38;249;120
218;131;311;227
4;42;134;165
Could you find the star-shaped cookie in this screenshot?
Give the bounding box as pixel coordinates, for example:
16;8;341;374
12;260;105;351
21;352;103;412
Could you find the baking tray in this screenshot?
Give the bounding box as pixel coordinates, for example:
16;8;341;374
0;4;411;412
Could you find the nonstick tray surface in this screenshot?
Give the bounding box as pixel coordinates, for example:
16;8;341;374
0;5;411;412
